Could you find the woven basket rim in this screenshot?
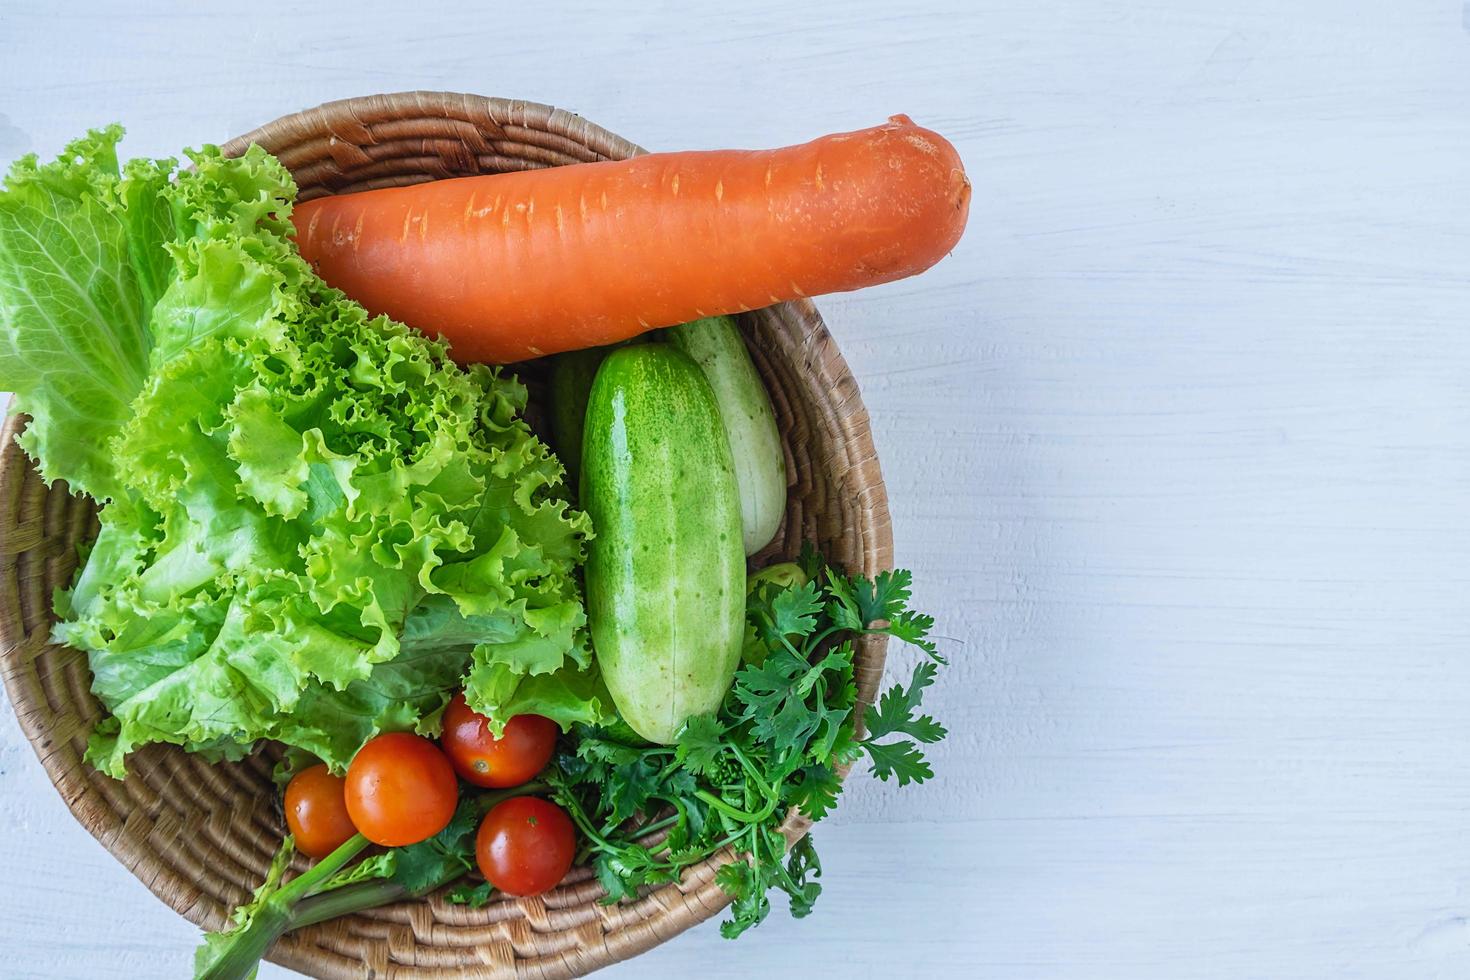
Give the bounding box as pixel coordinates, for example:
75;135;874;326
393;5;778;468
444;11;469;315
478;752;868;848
0;91;895;979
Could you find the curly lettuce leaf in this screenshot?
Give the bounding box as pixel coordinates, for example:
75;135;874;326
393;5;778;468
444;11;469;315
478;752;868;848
0;128;169;499
1;128;601;776
403;594;612;735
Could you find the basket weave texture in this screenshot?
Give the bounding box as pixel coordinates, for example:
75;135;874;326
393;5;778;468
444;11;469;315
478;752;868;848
0;92;893;978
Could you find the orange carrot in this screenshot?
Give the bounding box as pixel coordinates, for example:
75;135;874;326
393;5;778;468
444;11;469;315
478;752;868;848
291;115;970;364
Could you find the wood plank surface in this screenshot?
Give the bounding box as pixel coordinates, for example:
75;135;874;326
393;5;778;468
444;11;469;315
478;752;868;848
1;1;1467;976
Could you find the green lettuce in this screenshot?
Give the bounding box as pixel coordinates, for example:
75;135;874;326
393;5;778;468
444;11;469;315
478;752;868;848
0;128;607;777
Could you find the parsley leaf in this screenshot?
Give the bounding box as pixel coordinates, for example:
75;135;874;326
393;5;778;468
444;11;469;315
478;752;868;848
577;734;645;767
782;834;823;919
733;650;807;726
594;851;634;904
787;764;844;821
863;736;936;786
592;845;680;905
859;661;946;787
864;661;946;744
855;568;913;625
675;714;727;776
769;579;824;638
715;861;769;939
734;643;857;761
823;573;865;631
389;794;485;894
748;578;823;657
887;609;941;661
445;881;494;908
603;755;663;826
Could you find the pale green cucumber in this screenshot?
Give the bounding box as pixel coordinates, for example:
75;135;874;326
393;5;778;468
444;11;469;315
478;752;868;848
666;316;787;555
581;344;745;744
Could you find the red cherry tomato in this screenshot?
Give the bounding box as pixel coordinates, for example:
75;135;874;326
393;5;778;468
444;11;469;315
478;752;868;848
475;797;576;897
284;764;358;859
344;732;458;846
440;693;558;788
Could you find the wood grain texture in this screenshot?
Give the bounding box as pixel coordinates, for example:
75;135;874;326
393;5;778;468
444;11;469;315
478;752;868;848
1;0;1468;977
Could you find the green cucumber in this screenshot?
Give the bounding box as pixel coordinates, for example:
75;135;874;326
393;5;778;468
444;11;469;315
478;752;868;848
581;345;745;744
548;347;609;487
666;316;787;555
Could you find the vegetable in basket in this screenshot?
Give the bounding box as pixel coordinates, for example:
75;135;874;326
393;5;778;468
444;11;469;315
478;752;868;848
345;733;459;846
0;120;962;974
291;115;971;363
550;314;787;556
283;765;355;859
546;550;948;939
441;691;559;787
200;556;947;978
0;128;605;776
666;315;788;555
581;344;746;743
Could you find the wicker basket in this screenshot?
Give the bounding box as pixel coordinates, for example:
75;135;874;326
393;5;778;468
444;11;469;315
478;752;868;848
0;92;893;978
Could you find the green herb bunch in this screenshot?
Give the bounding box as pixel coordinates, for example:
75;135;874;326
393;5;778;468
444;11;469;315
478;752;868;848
530;546;947;937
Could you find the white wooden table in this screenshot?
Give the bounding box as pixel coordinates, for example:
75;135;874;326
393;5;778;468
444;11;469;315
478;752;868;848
3;1;1468;977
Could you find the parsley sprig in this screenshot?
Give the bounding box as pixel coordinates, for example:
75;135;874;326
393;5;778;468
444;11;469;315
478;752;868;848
539;546;947;937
